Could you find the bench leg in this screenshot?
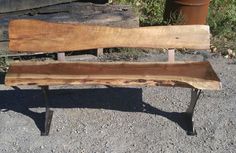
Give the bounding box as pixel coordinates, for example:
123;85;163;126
40;86;53;136
184;88;202;136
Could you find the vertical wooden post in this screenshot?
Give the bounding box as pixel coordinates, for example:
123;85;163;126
97;48;104;56
57;53;65;61
168;49;175;63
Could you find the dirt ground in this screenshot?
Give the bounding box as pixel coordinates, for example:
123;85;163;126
0;51;235;153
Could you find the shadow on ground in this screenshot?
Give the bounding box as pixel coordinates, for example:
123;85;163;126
0;86;192;135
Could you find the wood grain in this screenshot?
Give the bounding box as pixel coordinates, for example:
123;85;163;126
0;0;78;13
1;3;138;54
9;19;210;53
5;61;221;90
1;3;138;41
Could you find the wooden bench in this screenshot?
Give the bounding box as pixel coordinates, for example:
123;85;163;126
4;19;221;136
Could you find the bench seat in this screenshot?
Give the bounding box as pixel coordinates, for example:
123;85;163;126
5;61;221;90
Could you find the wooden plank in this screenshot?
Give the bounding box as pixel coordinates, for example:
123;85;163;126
0;0;79;13
9;19;210;53
97;48;104;56
57;53;65;61
0;3;139;54
5;61;221;90
168;49;175;63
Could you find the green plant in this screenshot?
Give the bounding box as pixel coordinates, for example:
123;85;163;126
208;0;236;41
139;0;165;25
104;48;145;61
114;0;165;25
208;0;236;55
0;56;9;72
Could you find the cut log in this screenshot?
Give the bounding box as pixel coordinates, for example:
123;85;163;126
9;19;210;53
5;61;221;90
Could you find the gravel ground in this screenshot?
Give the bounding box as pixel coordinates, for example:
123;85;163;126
0;52;235;153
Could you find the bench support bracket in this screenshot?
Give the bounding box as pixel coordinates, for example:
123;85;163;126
40;86;53;136
184;88;202;136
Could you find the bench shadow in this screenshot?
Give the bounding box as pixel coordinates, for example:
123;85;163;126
0;87;190;134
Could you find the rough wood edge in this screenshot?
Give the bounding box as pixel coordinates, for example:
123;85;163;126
8;19;210;53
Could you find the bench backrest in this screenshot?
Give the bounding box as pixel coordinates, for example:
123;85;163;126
8;19;210;53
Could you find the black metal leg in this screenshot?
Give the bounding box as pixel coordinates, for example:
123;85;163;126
40;86;53;136
12;86;21;90
184;88;201;136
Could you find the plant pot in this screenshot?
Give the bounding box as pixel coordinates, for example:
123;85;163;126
164;0;210;25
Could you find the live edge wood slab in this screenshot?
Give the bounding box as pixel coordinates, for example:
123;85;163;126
8;19;210;52
0;3;139;55
5;61;221;90
4;19;221;136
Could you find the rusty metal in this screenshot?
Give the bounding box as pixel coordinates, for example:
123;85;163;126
164;0;210;24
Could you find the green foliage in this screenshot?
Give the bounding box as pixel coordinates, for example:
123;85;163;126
208;0;236;41
104;48;145;61
114;0;165;25
207;0;236;54
139;0;165;25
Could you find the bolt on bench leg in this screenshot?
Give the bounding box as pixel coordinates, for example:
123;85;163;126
184;88;202;136
40;86;53;136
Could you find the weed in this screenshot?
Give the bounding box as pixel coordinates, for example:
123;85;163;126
114;0;166;25
208;0;236;54
103;48;145;61
208;0;236;41
0;56;9;72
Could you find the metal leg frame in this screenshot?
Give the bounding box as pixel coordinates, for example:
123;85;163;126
40;86;53;136
185;88;202;136
38;86;200;136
